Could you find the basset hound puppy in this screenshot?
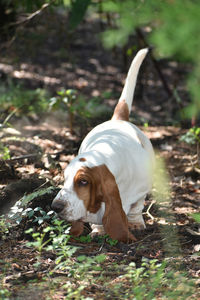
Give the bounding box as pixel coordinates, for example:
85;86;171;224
52;48;155;242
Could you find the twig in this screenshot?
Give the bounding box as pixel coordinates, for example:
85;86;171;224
0;1;56;51
1;108;18;128
136;28;174;99
9;2;53;27
186;228;200;236
144;200;156;220
5;148;78;163
132;233;165;246
6;153;41;162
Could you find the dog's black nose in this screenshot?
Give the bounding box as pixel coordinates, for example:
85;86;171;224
51;200;65;213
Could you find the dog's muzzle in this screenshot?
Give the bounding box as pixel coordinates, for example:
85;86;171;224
51;198;65;214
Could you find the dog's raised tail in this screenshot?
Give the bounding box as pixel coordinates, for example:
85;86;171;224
119;48;148;113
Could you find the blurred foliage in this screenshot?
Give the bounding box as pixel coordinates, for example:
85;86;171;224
49;89;99;118
0;0;63;14
0;0;63;35
191;213;200;223
180;126;200;167
0;82;49;115
0;143;10;160
49;89;107;133
180;127;200;145
0;0;90;32
101;0;200;119
68;0;91;30
1;0;200;119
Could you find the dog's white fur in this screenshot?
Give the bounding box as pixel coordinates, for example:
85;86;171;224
52;48;154;237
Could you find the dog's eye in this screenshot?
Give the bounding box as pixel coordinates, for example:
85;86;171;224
78;179;88;187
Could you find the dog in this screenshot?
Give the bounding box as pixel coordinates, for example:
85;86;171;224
51;48;154;242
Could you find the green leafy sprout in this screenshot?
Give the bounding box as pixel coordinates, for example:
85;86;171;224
49;88;103;134
180;127;200;145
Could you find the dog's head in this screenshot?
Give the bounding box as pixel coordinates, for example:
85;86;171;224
51;156;135;242
52;156;102;222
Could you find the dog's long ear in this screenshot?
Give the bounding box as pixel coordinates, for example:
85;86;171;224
92;165;136;243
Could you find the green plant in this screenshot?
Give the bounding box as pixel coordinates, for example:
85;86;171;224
180;127;200;166
191;213;200;223
112;258;194;300
101;0;200;119
74;254;106;278
0;143;10;160
25;217;79;268
0;82;49;115
25;227;52;253
68;0;91;31
8;186;56;224
105;236;118;246
25;218;73;254
0;259;12;299
49;89;77;134
125;259;165;299
180;127;200;145
0;286;11;300
76;235;92;243
49;89;100;133
25;207;55;225
0;216;11;240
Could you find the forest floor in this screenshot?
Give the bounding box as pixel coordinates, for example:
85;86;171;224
0;10;199;299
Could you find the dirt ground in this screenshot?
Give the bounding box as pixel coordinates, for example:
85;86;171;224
0;10;199;299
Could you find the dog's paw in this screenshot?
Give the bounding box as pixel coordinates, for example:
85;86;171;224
128;214;146;231
128;221;146;231
90;224;105;238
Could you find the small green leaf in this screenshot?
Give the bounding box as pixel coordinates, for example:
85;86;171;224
25;228;33;234
77;255;87;262
191;213;200;223
95;254;106;263
28;210;34;218
34;207;43;212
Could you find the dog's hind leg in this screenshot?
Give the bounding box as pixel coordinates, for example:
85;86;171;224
127;196;146;230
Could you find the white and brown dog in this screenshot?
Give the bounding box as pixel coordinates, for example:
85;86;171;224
52;49;154;242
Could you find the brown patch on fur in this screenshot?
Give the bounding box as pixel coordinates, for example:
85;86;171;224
79;157;86;162
74;165;136;243
97;165;136;243
74;167;102;214
111;100;129;122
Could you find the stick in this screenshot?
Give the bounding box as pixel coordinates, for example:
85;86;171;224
9;2;53;27
145;200;156;220
5;148;78;162
6;153;41;162
136;28;174;99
